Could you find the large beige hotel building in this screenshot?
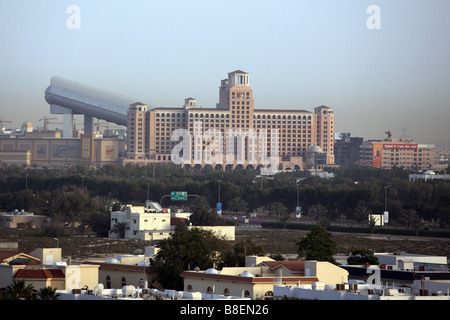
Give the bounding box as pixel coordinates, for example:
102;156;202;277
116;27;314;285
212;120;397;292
124;70;335;171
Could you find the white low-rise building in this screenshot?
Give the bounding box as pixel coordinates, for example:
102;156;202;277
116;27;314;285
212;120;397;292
57;286;247;300
109;201;234;241
375;252;448;271
274;280;450;300
109;201;173;241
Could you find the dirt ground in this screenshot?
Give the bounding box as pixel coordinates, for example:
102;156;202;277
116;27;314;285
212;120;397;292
2;227;449;262
235;228;450;259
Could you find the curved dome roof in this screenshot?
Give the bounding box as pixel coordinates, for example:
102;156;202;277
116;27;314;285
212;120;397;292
205;268;219;274
308;144;323;153
240;271;255;277
105;258;119;264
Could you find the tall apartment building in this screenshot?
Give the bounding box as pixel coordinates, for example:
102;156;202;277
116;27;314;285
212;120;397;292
358;138;435;170
123;70;335;171
126;102;148;160
334;133;363;166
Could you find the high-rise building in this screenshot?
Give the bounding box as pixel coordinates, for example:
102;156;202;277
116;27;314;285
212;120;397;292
334;133;363;166
126;102;148;160
123;70;335;171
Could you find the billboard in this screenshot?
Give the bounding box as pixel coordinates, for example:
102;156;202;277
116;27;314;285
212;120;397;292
372;143;382;168
383;143;417;150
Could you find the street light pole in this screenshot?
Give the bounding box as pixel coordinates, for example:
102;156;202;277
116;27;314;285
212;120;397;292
384;185;389;212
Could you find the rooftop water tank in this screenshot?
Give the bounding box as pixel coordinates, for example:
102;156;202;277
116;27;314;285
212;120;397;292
205;268;219;274
240;271;255;277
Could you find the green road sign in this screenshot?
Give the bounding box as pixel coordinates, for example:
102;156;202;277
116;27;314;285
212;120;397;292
171;191;187;200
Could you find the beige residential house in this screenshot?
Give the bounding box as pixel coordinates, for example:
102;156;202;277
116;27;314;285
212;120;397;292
180;258;348;300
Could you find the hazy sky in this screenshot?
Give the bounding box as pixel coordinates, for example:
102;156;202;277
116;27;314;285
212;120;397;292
0;1;449;147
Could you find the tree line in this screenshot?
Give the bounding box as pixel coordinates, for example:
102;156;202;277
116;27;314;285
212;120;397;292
0;164;449;230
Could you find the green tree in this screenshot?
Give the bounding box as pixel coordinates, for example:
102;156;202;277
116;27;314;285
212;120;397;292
267;201;289;223
227;197;248;216
86;210;111;237
5;280;35;300
111;202;122;212
38;286;60;300
189;202;227;226
368;215;378;234
308;204;330;227
111;221;127;238
151;227;230;290
221;237;265;267
400;208;424;235
347;249;379;265
297;225;337;264
352;201;372;226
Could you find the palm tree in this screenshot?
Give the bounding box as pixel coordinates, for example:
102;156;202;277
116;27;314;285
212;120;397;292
353;201;372;226
368;215;378;234
38;286;60;300
5;280;35;300
308;204;330;227
227;197;248;216
267;202;290;227
111;221;128;238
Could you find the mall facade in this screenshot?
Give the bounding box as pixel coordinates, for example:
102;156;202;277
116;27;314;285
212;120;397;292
124;70;335;171
359;138;435;170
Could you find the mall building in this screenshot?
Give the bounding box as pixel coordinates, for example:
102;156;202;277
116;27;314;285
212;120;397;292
0;71;334;171
123;70;335;171
358;138;435;170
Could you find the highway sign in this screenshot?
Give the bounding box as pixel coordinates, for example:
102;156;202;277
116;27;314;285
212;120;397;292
217;203;222;214
171;191;187;200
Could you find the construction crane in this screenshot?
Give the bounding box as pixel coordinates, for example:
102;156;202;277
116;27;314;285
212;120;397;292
95;121;108;132
95;121;115;137
0;117;12;128
39;116;58;131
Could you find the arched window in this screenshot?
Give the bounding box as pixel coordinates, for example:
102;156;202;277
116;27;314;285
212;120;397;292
244;290;251;298
121;277;126;287
187;285;193;292
207;287;213;294
224;288;230;296
264;291;274;299
106;276;111;289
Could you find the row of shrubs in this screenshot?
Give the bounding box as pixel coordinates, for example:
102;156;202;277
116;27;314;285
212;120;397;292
260;222;450;238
